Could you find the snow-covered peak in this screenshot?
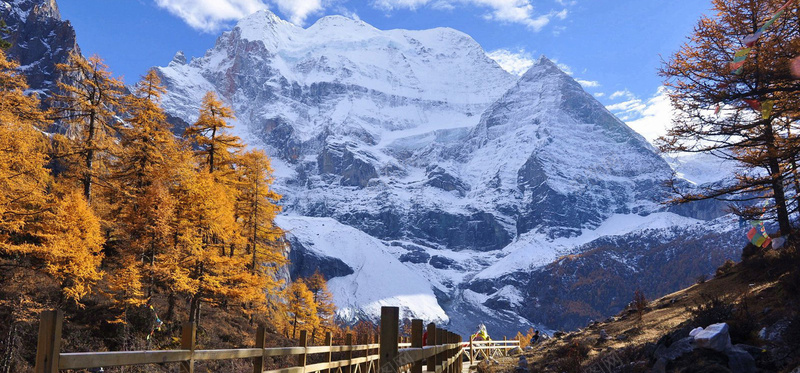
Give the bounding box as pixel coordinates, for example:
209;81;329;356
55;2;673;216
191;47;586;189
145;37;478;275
524;55;565;76
233;9;300;49
2;0;59;22
170;51;186;66
308;14;376;33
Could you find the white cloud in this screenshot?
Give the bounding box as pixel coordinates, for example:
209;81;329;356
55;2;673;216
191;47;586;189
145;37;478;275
373;0;569;31
486;48;535;76
154;0;329;31
550;59;573;75
609;89;635;100
575;79;600;88
605;87;675;144
594;92;605;97
154;0;269;32
271;0;324;25
625;88;674;144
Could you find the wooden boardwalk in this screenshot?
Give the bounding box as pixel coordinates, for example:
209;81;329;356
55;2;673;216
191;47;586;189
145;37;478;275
33;306;517;373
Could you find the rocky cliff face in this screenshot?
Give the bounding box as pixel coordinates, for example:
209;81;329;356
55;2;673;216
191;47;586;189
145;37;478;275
1;0;78;99
152;11;741;336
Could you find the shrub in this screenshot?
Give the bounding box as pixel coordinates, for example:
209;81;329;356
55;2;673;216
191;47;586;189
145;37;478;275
687;294;733;327
696;273;709;284
552;340;590;373
728;293;758;344
715;260;736;278
633;290;647;323
741;243;760;261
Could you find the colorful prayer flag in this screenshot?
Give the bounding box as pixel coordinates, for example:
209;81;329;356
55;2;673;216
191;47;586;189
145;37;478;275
753;234;767;247
762;100;774;119
743;31;763;47
714;104;721;115
730;60;747;72
759;10;785;32
734;48;752;58
743;99;761;111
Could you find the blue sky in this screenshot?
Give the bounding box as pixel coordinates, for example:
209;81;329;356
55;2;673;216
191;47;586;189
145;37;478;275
58;0;714;141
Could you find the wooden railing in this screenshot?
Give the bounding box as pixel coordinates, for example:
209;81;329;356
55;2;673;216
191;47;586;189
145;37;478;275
33;307;466;373
463;338;519;365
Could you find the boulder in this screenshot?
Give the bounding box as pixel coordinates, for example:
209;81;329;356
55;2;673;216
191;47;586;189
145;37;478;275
693;323;732;352
725;345;756;373
654;337;695;361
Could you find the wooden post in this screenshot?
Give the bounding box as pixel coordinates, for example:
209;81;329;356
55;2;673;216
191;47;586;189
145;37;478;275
503;336;507;357
469;335;473;364
358;333;368;373
253;325;267;373
34;310;63;373
448;332;455;373
379;306;399;373
345;333;354;373
325;331;333;373
425;323;435;372
298;330;308;368
180;322;196;373
435;328;444;372
458;335;463;373
411;320;423;373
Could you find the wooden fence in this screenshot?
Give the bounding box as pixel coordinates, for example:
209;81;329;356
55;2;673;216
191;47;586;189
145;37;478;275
463;339;519;365
33;307;467;373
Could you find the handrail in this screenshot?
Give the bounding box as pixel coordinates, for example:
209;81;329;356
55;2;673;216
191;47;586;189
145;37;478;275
34;308;515;373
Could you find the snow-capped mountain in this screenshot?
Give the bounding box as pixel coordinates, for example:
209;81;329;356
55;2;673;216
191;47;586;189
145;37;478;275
153;10;741;335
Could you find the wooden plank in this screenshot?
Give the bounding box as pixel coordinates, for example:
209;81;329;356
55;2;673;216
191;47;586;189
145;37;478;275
325;332;333;373
180;322;196;373
379;307;399;373
59;350;192;369
411;320;423;373
255;325;267;373
263;366;306;373
193;348;264;360
298;330;308;368
35;310;62;373
425;323;435;372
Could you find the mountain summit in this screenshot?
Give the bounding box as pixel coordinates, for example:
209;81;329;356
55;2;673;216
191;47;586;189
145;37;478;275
1;0;78;98
154;11;739;334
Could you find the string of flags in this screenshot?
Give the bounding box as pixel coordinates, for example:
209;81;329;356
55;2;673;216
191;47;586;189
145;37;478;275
729;0;795;74
146;304;164;341
747;220;772;248
719;2;795;249
715;0;794;118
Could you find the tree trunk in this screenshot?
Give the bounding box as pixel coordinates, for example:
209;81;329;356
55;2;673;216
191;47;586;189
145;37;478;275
765;124;792;235
189;296;201;327
209;127;216;173
0;323;17;373
83;110;97;202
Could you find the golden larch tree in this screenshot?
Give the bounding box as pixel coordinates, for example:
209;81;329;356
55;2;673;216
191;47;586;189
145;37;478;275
659;0;800;234
50;52;126;203
184;91;243;175
286;279;319;339
304;270;336;343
